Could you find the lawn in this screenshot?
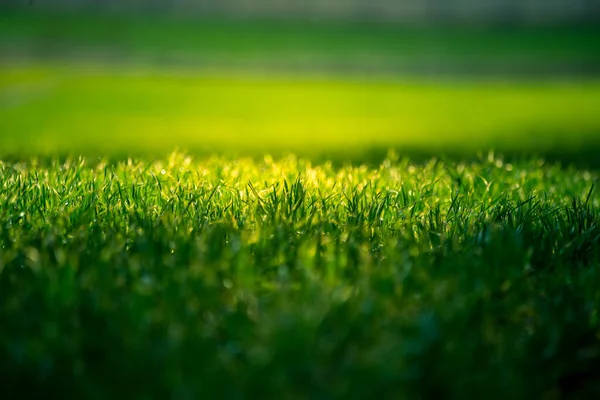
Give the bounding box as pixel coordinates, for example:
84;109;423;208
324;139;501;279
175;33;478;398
1;153;599;398
2;9;600;399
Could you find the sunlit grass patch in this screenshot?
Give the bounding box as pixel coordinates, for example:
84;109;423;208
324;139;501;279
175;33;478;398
1;152;599;397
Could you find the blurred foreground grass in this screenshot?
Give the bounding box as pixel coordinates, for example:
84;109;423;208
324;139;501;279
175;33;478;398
1;64;600;166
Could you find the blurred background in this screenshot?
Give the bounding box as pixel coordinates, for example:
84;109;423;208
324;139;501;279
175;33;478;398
1;0;599;164
3;0;600;22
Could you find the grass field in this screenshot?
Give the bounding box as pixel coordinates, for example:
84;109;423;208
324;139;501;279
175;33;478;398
1;153;599;398
2;9;600;399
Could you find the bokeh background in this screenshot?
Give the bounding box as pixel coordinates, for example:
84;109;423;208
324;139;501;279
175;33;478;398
4;0;600;22
1;0;599;164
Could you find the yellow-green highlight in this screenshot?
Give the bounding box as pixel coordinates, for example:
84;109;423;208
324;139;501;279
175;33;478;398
2;65;600;160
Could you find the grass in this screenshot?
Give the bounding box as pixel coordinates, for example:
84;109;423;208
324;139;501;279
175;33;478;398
1;152;600;398
2;65;600;166
3;9;600;398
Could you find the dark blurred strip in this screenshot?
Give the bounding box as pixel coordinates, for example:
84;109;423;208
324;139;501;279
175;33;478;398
1;10;600;78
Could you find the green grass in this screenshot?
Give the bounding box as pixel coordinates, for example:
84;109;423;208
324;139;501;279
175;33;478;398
3;10;600;398
2;65;600;166
1;152;599;398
